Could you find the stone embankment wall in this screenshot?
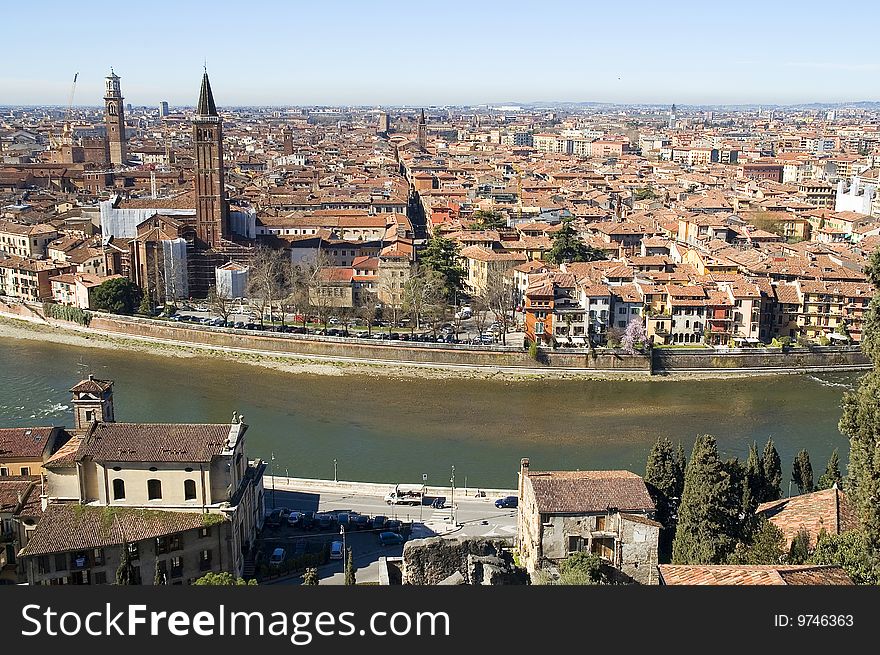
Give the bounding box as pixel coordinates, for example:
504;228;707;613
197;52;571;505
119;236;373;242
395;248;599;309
0;300;870;374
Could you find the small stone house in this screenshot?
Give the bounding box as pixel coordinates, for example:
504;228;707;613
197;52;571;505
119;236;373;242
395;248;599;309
517;458;660;584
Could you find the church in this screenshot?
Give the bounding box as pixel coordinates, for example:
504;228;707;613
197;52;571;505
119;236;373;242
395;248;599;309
100;72;256;301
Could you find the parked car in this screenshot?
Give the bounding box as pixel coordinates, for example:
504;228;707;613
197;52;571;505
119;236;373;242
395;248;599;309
287;511;301;527
294;540;307;556
336;512;350;527
385;519;402;532
317;513;333;530
372;515;387;530
330;541;344;560
300;511;315;529
269;547;286;567
265;508;283;528
378;531;405;546
495;496;518;509
350;514;369;530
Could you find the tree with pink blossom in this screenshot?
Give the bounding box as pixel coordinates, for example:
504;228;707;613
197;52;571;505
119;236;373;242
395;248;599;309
621;317;647;354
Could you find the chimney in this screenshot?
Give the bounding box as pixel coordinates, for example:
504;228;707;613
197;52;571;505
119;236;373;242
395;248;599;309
519;457;530;500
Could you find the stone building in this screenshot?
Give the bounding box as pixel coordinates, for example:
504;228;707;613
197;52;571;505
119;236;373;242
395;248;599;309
516;458;660;584
10;375;266;585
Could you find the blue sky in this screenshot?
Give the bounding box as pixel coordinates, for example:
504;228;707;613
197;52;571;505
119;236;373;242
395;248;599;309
2;0;878;106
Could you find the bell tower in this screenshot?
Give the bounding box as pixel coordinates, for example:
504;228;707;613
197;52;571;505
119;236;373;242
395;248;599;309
70;375;115;431
192;70;228;248
417;108;427;151
104;70;127;166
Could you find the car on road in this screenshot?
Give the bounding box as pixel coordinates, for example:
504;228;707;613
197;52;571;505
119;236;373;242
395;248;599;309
330;541;344;560
269;548;286;567
265;508;283;528
494;496;518;509
378;532;405;546
430;497;446;509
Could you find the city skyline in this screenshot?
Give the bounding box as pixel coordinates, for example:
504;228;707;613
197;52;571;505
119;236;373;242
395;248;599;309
3;0;879;107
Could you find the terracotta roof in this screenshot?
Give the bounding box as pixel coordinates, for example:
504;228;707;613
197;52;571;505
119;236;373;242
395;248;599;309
527;469;654;514
757;487;859;547
44;435;83;468
19;504;225;557
0;477;38;513
659;564;853;586
69;375;113;395
0;427;57;459
78;423;233;463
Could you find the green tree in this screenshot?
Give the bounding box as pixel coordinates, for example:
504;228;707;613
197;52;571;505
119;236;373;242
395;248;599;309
811;530;880;585
469;210;507;230
791;449;814;495
817;450;843;490
419;235;465;302
645;438;686;560
153;559;165;586
788;528;811;564
115;543;136;585
192;572;257;586
742;442;765;517
672;434;740;564
557;551;610;585
545;218;607;265
839;249;880;547
138;288;153;316
93;278;142;315
728;518;786;565
302;568;319;586
344;547;356;586
761;437;783;502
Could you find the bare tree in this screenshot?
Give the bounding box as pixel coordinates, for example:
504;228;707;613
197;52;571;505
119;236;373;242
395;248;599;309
379;274;403;336
306;250;338;331
402;266;446;336
481;268;516;345
247;246;287;328
470;295;489;342
356;291;378;337
206;285;234;323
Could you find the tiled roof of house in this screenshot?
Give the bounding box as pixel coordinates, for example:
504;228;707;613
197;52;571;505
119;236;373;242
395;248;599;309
70;375;113;395
0;427;57;459
527;470;654;514
19;504;224;557
0;477;38;513
44;435;83;468
756;487;859;547
78;423;232;463
658;564;853;586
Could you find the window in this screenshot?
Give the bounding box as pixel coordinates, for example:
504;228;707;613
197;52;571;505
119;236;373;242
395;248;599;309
85;410;94;422
199;527;211;539
20;466;30;476
93;548;105;566
112;479;125;500
38;556;50;575
567;536;584;554
0;467;8;477
184;479;197;501
596;515;607;531
128;543;139;561
54;553;67;571
199;549;213;571
170;557;183;578
591;537;615;560
94;571;107;585
147;479;162;500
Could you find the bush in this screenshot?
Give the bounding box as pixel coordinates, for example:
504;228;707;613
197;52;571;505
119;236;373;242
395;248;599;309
43;302;92;326
528;341;539;361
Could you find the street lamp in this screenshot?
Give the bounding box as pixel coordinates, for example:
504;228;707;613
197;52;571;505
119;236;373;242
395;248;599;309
271;452;276;509
340;524;346;564
450;465;456;526
333;458;338;483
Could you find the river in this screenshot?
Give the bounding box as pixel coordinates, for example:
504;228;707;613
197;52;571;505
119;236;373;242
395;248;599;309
0;337;859;489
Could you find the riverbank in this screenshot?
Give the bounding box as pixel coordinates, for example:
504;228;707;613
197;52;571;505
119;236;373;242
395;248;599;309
0;303;871;381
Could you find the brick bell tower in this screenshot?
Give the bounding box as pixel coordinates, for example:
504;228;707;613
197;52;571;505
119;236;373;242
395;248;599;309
104;69;127;166
192;70;228;249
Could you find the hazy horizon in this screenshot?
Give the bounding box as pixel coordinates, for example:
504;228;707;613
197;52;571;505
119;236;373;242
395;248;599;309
2;0;878;107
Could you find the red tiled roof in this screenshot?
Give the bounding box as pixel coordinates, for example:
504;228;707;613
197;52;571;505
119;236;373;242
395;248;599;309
0;427;57;459
527;470;654;514
659;564;853;586
757;487;859;547
78;423;232;463
19;504;225;557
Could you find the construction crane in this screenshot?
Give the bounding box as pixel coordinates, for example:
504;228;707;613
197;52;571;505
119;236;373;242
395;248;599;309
53;73;78;149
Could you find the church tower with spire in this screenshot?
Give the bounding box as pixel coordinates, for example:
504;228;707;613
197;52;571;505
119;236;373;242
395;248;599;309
192;71;228;248
104;70;127;166
417;108;427;151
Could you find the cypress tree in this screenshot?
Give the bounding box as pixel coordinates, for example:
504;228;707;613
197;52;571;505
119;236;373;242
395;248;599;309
839;248;880;547
344;548;356;586
672;435;739;564
644;437;678;528
791;449;815;495
728;518;786;565
817;450;843;490
761;437;783;502
673;442;687;500
742;442;764;515
153;559;165;586
788;528;811;564
116;543;136;585
302;568;319;586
